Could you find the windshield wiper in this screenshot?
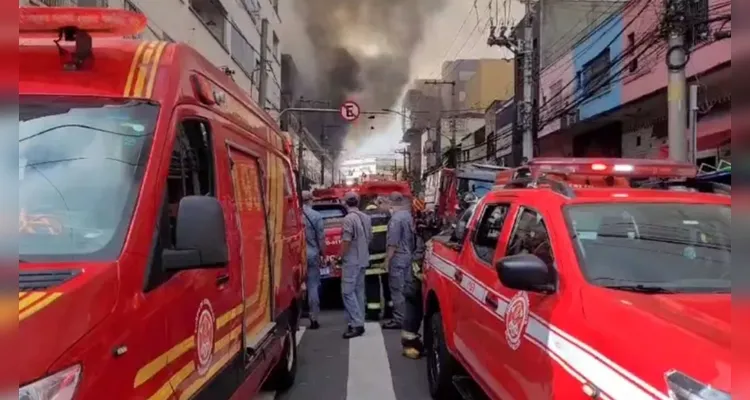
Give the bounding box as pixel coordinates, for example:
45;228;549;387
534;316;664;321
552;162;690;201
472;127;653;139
603;284;676;294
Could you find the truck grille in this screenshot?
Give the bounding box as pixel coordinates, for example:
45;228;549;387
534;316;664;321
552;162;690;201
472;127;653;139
20;270;80;291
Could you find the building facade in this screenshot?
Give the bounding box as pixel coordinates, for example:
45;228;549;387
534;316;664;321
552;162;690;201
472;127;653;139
536;0;730;166
464;59;515;111
340;157;400;185
23;0;284;117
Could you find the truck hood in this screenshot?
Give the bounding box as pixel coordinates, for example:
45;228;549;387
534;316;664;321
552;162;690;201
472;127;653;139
578;287;731;396
19;262;118;385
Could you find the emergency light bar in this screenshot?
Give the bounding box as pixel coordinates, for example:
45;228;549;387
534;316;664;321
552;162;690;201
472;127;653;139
528;158;697;179
20;7;147;38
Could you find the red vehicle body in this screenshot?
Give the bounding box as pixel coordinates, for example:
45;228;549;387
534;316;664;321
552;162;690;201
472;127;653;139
19;8;304;400
421;158;731;400
424;164;505;227
311;180;413;280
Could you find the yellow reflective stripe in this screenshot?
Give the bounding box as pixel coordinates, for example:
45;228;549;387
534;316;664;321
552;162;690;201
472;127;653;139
366;268;387;275
372;225;387;233
134;336;194;388
369;253;386;261
367;303;381;310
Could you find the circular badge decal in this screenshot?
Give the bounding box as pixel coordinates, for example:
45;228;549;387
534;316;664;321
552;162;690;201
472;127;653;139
504;291;530;351
194;299;215;376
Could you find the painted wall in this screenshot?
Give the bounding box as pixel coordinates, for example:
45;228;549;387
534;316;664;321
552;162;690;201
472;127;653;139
538;51;575;138
573;12;624;120
465;59;515;111
621;0;731;103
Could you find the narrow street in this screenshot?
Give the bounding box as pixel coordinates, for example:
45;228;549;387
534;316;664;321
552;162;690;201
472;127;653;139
257;311;432;400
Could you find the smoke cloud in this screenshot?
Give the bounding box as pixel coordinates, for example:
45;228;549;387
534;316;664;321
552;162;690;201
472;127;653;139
280;0;448;155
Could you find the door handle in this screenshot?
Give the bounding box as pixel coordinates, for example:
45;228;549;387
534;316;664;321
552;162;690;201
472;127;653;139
216;273;230;286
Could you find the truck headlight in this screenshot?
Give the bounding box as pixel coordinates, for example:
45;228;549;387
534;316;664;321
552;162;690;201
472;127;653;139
666;370;730;400
19;364;81;400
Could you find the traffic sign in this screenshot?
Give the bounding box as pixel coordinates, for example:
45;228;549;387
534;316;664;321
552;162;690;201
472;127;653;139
340;101;360;122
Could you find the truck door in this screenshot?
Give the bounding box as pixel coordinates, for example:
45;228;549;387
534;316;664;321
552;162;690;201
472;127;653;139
491;206;560;399
161;115;243;398
227;146;274;351
453;201;515;398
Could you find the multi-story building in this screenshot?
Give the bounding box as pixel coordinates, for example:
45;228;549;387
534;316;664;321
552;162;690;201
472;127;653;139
537;0;730;166
340;156;401;185
22;0;284;117
464;59;515;111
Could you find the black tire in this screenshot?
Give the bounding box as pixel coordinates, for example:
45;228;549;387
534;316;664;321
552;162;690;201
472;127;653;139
425;311;460;399
264;324;298;392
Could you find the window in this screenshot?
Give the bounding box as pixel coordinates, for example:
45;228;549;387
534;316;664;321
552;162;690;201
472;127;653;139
581;48;610;98
549;80;562;113
486;132;496;159
165;120;214;245
626;33;638;73
506;208;554;269
19;97;158;261
272;32;280;60
230;24;256;77
565;203;730;293
77;0;108;6
189;0;227;46
472;204;511;264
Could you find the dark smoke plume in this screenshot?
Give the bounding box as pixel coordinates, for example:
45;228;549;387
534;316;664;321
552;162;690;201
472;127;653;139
281;0;448;155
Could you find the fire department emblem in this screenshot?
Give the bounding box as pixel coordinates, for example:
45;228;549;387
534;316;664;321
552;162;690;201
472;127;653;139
194;299;216;376
504;291;530;351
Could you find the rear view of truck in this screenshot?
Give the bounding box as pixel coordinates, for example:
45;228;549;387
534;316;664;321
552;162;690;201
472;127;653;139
311;202;348;280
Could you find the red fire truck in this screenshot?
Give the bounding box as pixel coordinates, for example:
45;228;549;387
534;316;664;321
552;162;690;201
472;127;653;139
19;8;305;400
421;158;731;400
423;164;507;229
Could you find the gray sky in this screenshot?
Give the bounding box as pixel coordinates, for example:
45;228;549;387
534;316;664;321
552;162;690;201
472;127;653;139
346;0;525;158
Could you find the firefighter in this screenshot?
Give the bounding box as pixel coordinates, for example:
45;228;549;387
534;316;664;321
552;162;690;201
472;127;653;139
339;191;372;339
301;191;325;330
381;191;415;330
401;219;428;358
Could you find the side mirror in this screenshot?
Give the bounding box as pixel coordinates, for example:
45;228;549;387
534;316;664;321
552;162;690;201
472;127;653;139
163;196;229;271
454;220;467;242
495;254;555;293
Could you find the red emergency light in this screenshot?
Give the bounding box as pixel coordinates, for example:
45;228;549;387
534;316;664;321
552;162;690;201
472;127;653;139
20;7;147;38
528;158;697;179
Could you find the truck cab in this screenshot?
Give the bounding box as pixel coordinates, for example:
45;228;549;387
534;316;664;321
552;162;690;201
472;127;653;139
19;8;304;400
421;158;731;400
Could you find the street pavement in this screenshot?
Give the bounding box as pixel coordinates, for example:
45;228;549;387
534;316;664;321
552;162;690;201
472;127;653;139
256;310;433;400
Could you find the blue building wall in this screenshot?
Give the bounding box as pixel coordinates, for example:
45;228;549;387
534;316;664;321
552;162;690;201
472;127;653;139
573;13;624;120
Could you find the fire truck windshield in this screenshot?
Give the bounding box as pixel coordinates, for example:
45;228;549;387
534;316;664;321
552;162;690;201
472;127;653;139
457;178;493;198
565;203;731;293
19;96;159;261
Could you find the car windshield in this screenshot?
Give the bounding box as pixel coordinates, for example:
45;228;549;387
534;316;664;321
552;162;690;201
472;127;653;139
565;203;731;293
19;96;158;261
312;204;348;227
458;178;493;198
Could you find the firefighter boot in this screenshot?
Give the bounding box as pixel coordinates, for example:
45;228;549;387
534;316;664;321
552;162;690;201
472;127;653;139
401;331;424;359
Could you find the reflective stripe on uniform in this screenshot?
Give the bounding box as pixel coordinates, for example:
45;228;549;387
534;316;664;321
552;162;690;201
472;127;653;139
372;225;387;233
367;303;381;310
366;267;387;275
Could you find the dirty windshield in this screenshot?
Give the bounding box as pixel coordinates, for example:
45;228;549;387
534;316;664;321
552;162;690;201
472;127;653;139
565;203;731;293
19;97;158;261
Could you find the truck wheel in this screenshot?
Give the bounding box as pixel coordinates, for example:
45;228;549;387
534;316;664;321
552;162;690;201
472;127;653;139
264;323;298;392
425;312;460;399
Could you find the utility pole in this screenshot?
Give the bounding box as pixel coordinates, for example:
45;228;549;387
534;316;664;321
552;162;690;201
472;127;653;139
664;0;688;162
424;80;457;167
689;84;698;164
488;1;536;161
258;18;269;109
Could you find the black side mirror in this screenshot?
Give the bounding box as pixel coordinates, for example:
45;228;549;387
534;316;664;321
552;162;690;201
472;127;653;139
163;196;228;271
453;221;467;243
495;254;555;293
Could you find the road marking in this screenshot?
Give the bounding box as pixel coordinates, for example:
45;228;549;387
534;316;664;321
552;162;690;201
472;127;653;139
253;326;306;400
346;323;397;400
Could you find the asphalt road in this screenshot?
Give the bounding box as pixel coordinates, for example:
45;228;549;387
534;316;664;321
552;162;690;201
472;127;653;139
256;310;433;400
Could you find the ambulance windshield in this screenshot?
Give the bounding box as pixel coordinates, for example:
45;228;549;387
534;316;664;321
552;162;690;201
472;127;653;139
19;96;158;261
565;203;731;293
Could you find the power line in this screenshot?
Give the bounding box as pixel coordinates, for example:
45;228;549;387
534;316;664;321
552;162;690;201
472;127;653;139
537;0;656;116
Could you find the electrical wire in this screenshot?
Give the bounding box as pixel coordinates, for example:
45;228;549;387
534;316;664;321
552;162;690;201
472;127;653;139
537;0;657;116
